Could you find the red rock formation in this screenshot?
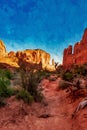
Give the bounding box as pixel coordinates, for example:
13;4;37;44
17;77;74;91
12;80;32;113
0;40;55;71
0;40;6;56
16;49;50;69
63;28;87;68
8;51;16;57
0;63;17;71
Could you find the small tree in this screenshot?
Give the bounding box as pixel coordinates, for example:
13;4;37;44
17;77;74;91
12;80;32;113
18;59;44;102
0;69;14;107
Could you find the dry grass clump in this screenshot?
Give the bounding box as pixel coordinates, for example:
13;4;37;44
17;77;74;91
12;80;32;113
58;80;70;90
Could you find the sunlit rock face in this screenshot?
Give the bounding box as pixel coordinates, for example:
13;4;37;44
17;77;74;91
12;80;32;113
0;40;6;56
0;40;55;71
16;49;50;69
63;28;87;68
8;51;16;57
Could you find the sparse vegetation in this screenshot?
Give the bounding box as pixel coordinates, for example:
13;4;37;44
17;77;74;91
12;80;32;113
0;66;54;105
0;69;13;80
57;64;87;102
0;69;15;107
59;80;71;90
20;70;45;102
0;69;14;98
0;82;14;97
16;88;34;104
57;63;87;80
62;71;73;82
0;61;87;105
72;64;87;76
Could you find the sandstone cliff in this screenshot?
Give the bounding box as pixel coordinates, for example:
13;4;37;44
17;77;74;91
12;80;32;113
0;40;55;71
16;49;50;69
0;40;7;56
63;28;87;68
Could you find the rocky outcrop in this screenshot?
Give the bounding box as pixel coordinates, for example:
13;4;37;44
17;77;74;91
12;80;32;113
63;28;87;68
0;40;6;56
0;40;55;71
16;49;50;69
8;51;16;57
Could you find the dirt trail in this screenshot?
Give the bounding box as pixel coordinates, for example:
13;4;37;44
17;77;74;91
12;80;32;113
35;78;72;130
0;77;87;130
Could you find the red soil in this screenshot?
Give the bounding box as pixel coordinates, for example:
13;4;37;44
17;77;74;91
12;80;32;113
0;78;87;130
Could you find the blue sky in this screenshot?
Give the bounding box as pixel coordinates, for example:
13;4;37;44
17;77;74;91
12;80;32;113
0;0;87;63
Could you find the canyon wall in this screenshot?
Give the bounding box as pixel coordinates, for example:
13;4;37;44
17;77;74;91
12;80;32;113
16;49;50;69
63;28;87;68
0;40;55;71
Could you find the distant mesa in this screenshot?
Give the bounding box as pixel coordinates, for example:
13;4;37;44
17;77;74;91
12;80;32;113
0;40;55;71
63;28;87;68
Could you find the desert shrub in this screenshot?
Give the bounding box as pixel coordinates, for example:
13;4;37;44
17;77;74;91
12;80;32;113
56;65;64;74
20;70;44;102
34;70;51;81
0;69;13;80
16;89;34;104
0;69;15;108
62;71;73;81
0;78;14;97
4;70;13;79
0;69;14;98
59;80;70;90
73;65;87;76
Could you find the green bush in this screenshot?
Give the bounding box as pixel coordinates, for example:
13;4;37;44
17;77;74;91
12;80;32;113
4;70;13;79
0;78;14;108
16;89;34;104
62;71;73;81
0;78;14;97
0;69;14;98
20;70;44;102
0;69;13;80
35;70;49;81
